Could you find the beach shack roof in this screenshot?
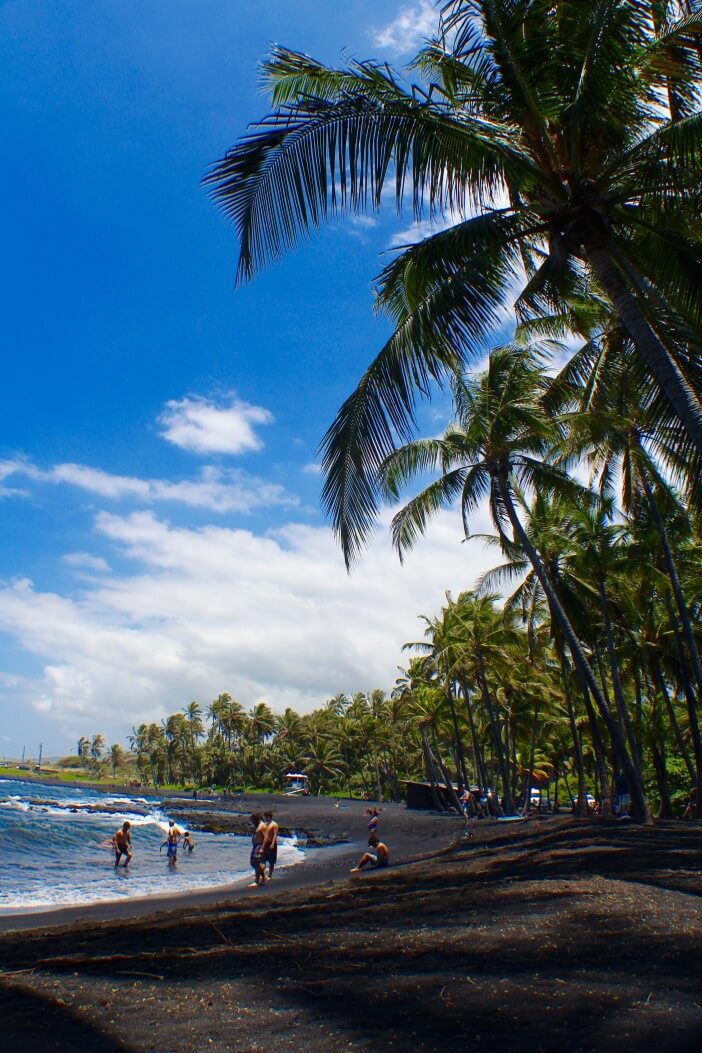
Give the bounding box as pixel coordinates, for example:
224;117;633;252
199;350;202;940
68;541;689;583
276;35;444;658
285;772;308;780
401;779;458;810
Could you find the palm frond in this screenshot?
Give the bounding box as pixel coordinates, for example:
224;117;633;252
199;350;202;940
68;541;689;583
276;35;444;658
390;469;467;557
205;50;537;282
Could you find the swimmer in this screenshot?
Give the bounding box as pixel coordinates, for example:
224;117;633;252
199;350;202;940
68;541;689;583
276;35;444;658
182;831;195;853
112;821;132;867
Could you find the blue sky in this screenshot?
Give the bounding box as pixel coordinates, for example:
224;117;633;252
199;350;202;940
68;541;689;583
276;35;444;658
0;1;496;757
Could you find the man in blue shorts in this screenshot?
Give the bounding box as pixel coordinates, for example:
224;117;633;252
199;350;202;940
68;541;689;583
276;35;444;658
162;819;180;866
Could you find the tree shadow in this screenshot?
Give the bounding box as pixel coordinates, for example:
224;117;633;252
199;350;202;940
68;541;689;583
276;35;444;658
3;822;701;1052
0;983;138;1053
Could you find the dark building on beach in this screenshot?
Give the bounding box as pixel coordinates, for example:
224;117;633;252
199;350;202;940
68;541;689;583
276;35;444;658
403;780;460;810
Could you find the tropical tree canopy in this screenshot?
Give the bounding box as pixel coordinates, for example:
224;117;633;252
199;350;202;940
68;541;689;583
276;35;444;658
206;0;702;566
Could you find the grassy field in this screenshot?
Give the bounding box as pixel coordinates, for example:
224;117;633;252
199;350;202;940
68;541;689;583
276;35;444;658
0;765;179;790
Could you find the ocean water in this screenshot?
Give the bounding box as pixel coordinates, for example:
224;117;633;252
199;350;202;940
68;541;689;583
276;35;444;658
0;778;302;913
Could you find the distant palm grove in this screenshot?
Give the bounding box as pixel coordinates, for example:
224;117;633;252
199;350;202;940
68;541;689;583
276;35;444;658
79;2;702;822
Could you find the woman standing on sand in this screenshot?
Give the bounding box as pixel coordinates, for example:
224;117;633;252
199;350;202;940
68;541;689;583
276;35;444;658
249;813;267;887
365;807;381;842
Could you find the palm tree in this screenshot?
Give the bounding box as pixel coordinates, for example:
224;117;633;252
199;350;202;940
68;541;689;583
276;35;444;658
248;701;276;743
412;602;472;788
303;739;344;795
453;591;526;809
183;701;205;772
90;734;105;764
77;736;90;766
553;328;702;799
206;1;702;567
479;489;611;813
128;724;149;781
109;743;124;779
379;344;651;820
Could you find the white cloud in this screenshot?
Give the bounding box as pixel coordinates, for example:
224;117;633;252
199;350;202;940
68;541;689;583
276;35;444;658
373;0;437;54
0;457;31;499
63;553;110;573
302;462;322;475
0;672;26;689
389;213;458;247
0;505;498;742
158;394;273;455
0;460;296;515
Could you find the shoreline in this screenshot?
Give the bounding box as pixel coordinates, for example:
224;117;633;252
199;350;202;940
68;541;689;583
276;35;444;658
0;840;359;934
0;790;461;933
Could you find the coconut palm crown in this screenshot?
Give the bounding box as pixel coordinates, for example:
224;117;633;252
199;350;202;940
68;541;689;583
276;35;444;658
205;0;702;566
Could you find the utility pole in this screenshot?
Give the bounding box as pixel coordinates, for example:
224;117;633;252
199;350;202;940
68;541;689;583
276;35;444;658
38;742;43;771
21;745;25;762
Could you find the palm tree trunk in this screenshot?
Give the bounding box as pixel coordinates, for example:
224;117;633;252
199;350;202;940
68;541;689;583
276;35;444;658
641;470;702;704
496;471;651;823
587;245;702;456
420;726;445;811
652;656;695;783
430;728;462;811
460;679;488;789
560;652;587;816
651;740;674;820
510;712;520;804
596;575;641;767
561;768;575;810
522;700;540;815
581;687;611;813
477;657;515;811
664;593;702;803
445;681;469;787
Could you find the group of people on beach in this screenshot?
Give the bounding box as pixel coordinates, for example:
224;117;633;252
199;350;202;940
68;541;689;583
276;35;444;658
111;801;391;884
248;810;279;887
110;818;194;868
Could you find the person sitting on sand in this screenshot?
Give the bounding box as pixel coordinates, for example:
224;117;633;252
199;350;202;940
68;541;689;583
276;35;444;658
262;810;279;879
182;830;195;853
249;813;267;887
112;820;132;867
161;819;180;866
351;834;389;873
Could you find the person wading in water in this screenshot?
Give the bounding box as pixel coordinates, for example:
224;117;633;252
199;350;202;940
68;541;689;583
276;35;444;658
262;810;279;880
249;813;267;887
112;821;132;867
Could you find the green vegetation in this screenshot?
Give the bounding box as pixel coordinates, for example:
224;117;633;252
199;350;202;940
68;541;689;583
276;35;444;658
196;1;702;821
0;764;118;785
67;693;423;798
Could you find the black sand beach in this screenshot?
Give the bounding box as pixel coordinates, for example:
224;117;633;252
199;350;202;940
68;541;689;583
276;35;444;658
0;795;453;932
1;801;701;1052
